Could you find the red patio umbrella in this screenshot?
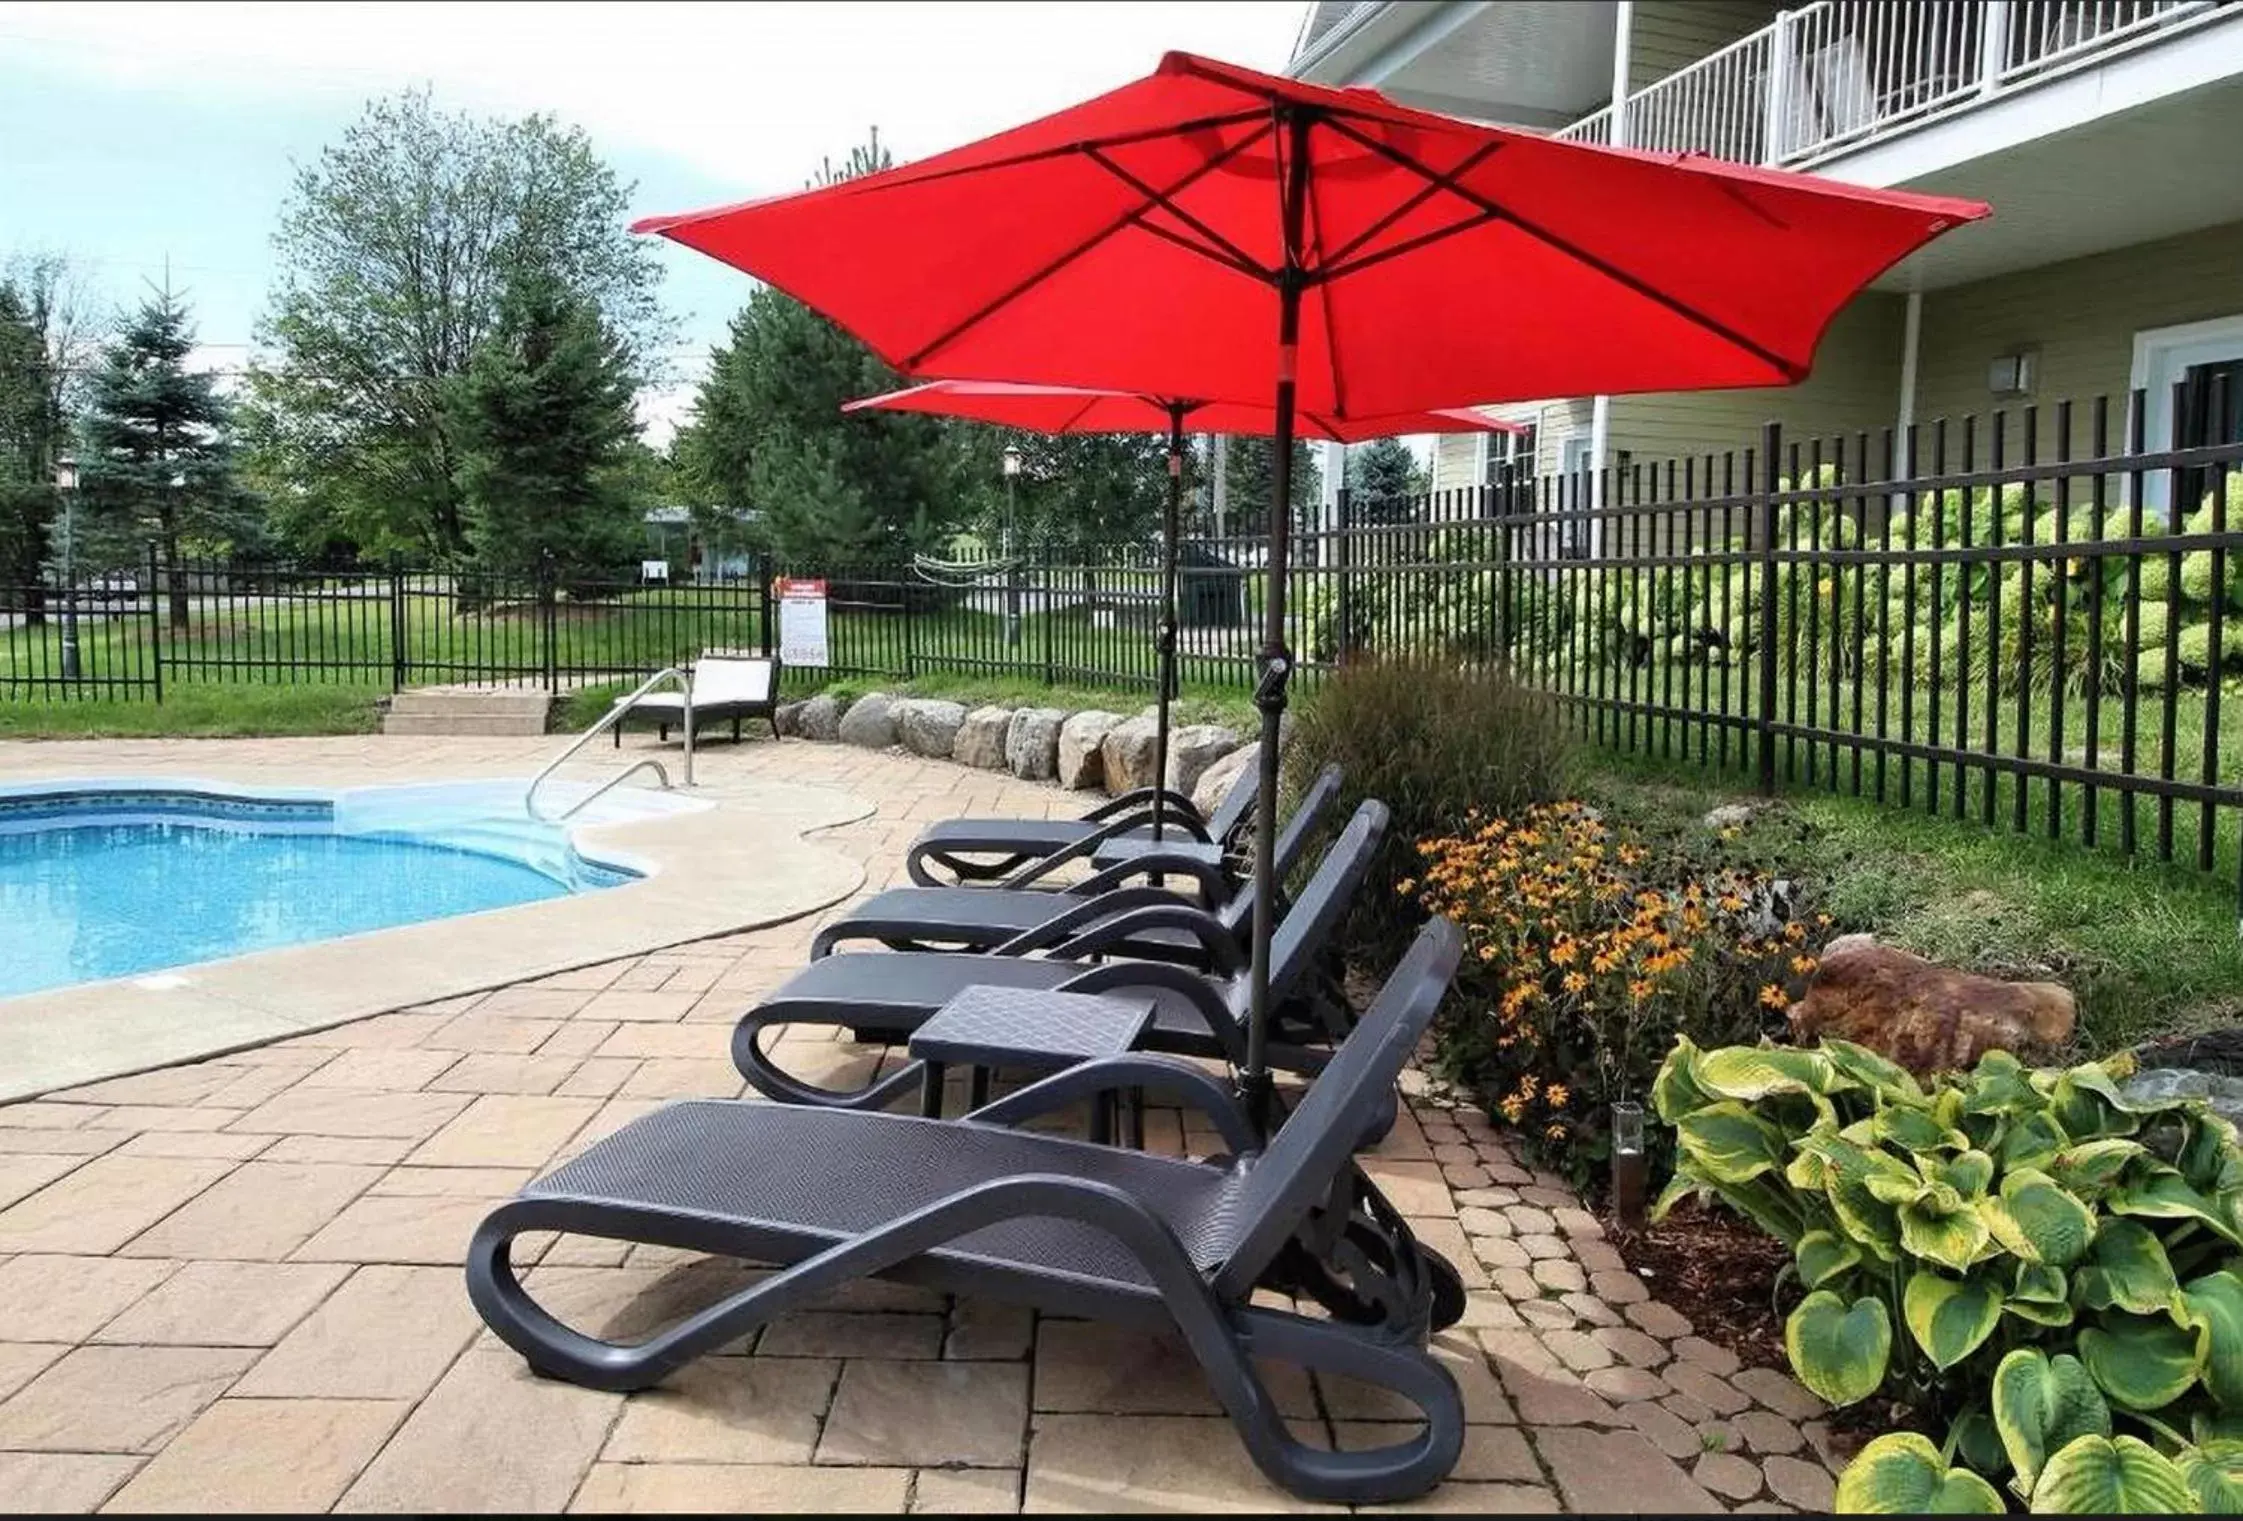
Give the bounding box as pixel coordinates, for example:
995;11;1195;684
846;379;1522;844
637;50;1988;1120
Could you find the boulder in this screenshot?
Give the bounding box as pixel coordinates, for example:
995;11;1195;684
1164;724;1241;798
894;698;967;759
1057;710;1123;791
797;693;846;742
952;706;1012;770
1787;934;2075;1075
773;700;806;738
1101;715;1161;796
836;692;897;749
1192;741;1258;819
1004;707;1065;781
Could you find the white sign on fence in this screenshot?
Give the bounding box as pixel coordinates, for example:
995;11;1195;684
777;577;830;668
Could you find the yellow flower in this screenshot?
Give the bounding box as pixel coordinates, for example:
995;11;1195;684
1562;971;1589;994
1759;983;1790;1010
1544;1084;1569;1110
1790;954;1819;977
1628;978;1655;1001
1544;1122;1566;1142
1396;878;1415;896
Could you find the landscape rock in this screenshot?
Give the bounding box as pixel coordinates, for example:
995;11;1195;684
1164;724;1241;798
1703;803;1763;831
1192;742;1259;820
1057;711;1122;791
773;700;806;738
1004;707;1064;781
1100;715;1161;795
893;698;966;758
951;706;1012;770
836;692;897;749
1788;933;2075;1074
797;693;847;742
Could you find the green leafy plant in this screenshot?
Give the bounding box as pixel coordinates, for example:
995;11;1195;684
1655;1035;2243;1512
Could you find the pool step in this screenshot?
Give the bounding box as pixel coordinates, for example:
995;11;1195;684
384;687;556;737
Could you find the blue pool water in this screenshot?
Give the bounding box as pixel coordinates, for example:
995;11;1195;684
0;785;635;997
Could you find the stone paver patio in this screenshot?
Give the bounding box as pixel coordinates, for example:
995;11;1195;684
0;735;1845;1512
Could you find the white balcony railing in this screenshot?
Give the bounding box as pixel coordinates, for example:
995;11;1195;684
1554;0;2229;167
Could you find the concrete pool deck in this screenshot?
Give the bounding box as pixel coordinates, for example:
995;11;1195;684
0;733;1842;1513
0;741;875;1101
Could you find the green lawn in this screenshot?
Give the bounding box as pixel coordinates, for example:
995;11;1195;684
1575;748;2243;1055
0;683;384;739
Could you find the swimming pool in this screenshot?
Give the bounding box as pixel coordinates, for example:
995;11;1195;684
0;782;637;997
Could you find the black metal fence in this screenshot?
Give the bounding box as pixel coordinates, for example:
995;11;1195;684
1;551;772;701
8;384;2242;899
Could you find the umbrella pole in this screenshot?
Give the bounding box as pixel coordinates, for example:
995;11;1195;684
1242;107;1312;1133
1153;405;1185;845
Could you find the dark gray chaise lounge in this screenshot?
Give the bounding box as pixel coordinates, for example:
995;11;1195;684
809;765;1344;964
733;801;1387;1111
466;918;1468;1504
903;757;1259;887
612;650;782;745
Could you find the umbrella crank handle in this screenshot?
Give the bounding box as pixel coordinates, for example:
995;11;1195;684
1253;647;1293;714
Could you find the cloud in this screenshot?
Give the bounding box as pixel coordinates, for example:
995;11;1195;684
1;2;1301;194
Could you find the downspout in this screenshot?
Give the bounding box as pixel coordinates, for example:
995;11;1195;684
1895;287;1922;515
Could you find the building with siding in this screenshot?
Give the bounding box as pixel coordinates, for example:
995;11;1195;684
1289;0;2243;508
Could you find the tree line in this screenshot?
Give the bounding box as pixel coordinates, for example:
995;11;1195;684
4;91;1424;624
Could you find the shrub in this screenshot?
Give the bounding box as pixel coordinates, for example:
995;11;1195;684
1656;1035;2243;1513
1282;657;1568;958
1412;802;1820;1187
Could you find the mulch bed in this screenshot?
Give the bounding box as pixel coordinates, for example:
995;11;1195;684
1606;1196;1791;1373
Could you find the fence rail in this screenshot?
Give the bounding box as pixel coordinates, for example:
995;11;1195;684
7;384;2242;904
1;555;772;703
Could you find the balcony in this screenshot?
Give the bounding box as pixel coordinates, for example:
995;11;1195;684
1557;0;2238;168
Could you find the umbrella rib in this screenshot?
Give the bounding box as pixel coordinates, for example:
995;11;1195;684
901;120;1276;372
1128;218;1268;283
1313;209;1503;285
1319;140;1505;270
1318;115;1805;381
1303;125;1345;420
1083;146;1272;282
847;107;1275;194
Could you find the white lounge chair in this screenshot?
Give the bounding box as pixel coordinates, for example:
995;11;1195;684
612;649;782;746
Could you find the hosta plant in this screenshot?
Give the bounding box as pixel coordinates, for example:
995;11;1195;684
1655;1035;2243;1512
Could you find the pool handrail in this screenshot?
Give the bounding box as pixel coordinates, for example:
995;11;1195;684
525;666;693;823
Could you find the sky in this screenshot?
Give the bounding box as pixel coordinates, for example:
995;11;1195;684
0;0;1304;442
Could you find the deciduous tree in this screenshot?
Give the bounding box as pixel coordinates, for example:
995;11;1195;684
249;90;665;561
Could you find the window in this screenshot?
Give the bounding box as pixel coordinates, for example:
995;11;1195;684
1483;422;1538;487
2132;314;2243;516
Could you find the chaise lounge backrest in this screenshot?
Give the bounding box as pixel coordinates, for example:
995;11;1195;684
1218;798;1390;1023
1213;764;1343;937
692;650;779;708
1212;915;1463;1297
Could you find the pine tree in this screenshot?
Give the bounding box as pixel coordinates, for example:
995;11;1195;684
1344;436;1424;525
672;131;988;566
79;283;246;624
447;272;641;594
1221;436;1322;537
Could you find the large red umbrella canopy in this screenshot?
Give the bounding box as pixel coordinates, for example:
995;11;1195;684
638;50;1987;1124
843;380;1523;443
637;51;1987;418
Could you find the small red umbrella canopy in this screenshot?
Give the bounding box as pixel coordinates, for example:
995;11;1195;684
638;50;1988;1120
847;379;1522;841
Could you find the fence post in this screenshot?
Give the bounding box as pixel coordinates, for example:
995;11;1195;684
388;559;407;693
1756;420;1783;796
538;550;558;695
758;555;776;658
1333;487;1354;661
145;541;164;705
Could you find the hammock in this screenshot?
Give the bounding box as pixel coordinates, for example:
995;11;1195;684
910;553;1021;587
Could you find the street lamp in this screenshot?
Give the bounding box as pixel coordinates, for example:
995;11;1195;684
1000;444;1023;647
52;455;80;681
